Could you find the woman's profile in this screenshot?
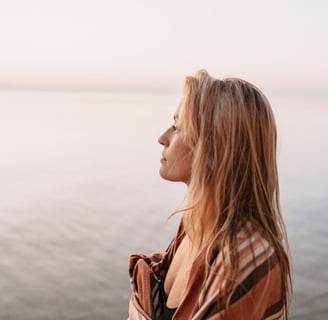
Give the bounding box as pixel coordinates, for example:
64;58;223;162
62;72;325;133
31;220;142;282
128;70;292;319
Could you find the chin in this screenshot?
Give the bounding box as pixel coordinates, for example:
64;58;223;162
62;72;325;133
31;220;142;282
159;170;170;181
159;170;172;181
159;170;185;183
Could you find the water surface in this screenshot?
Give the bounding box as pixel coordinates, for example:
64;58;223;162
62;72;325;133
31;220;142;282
0;91;327;319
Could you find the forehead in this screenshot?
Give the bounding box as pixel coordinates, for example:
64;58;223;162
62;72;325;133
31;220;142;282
174;99;185;119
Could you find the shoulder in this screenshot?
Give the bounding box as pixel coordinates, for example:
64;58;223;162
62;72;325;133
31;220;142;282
234;228;278;280
196;229;283;319
208;227;277;275
213;228;280;293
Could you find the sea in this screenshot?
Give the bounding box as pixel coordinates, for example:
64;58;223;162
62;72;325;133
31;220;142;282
0;90;327;319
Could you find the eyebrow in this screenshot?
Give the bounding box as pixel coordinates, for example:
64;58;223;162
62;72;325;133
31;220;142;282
174;115;179;121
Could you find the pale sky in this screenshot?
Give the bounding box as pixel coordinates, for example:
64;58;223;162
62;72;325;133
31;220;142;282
0;0;327;95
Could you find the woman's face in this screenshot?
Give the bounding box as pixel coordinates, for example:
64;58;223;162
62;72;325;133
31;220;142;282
158;103;193;184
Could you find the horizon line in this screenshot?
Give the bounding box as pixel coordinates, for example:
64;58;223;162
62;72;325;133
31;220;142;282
1;85;327;100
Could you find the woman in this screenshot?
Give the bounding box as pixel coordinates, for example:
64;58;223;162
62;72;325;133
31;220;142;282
128;70;292;319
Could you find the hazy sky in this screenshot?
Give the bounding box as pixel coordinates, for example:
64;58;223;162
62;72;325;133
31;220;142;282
0;0;327;95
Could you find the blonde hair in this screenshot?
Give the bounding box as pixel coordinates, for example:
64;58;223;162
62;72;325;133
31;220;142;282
179;70;292;317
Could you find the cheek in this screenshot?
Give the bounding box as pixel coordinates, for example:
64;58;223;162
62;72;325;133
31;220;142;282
175;147;193;177
182;152;193;173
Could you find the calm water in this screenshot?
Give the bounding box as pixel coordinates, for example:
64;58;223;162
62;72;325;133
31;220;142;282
0;90;327;319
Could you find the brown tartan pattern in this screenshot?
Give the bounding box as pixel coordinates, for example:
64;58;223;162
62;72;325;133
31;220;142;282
128;222;284;320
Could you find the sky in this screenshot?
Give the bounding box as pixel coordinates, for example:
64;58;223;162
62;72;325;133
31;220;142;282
0;0;327;95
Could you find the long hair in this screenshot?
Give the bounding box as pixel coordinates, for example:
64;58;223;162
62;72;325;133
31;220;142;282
179;70;292;317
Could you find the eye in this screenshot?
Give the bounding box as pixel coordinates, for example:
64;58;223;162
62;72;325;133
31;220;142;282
171;124;177;131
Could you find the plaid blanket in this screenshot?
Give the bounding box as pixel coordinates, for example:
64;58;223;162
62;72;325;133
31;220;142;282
128;222;283;320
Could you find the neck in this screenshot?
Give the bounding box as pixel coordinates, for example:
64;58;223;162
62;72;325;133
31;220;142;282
182;213;213;256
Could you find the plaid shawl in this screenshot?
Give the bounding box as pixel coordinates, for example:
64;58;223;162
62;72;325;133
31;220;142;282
128;222;283;320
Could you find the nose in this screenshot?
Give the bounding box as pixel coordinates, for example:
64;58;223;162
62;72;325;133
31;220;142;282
158;128;170;146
